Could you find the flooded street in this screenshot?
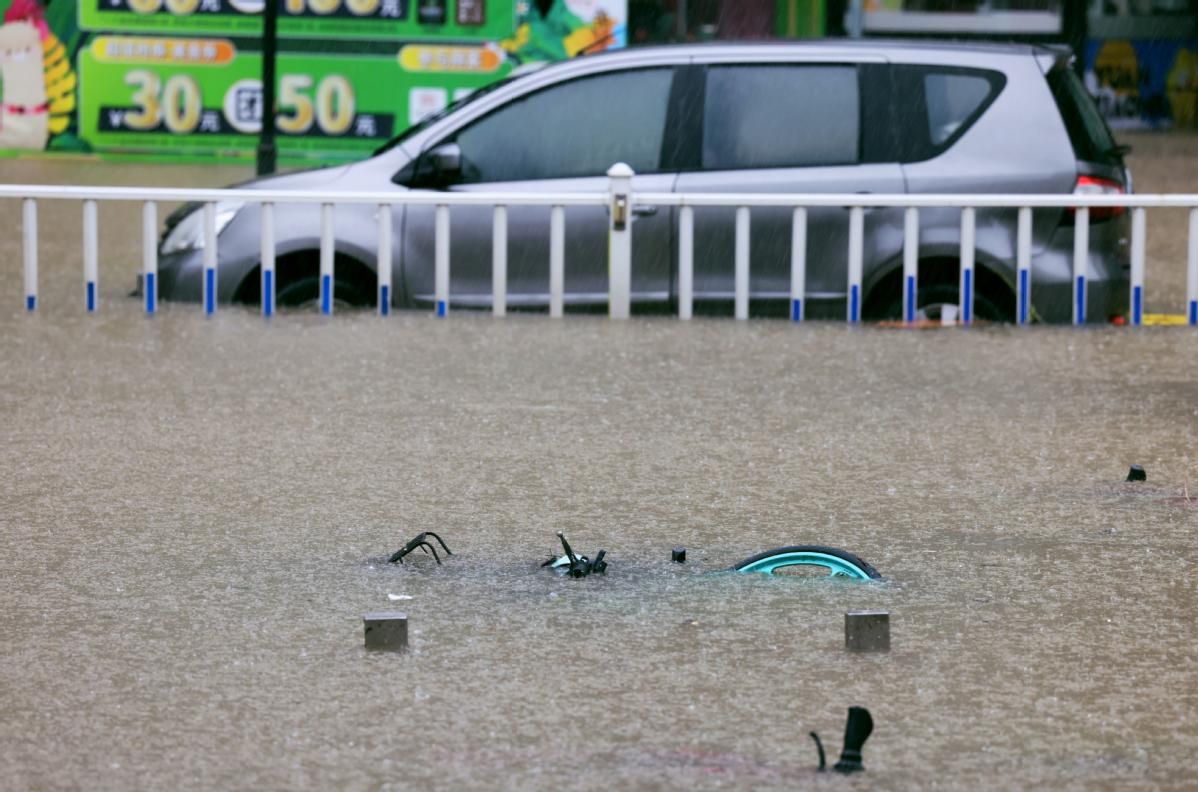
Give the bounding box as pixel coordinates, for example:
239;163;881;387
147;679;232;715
2;140;1197;790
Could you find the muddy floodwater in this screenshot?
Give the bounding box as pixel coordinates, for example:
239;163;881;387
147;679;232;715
2;139;1197;790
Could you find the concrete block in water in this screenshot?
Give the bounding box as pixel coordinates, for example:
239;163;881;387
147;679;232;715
845;610;890;653
364;612;408;652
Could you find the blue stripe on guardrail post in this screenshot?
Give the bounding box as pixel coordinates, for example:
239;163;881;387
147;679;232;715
1019;270;1029;325
963;269;973;324
1132;285;1142;326
380;285;390;316
1190;300;1197;327
205;269;215;316
87;282;96;313
791;299;802;322
321;274;332;315
436;300;447;317
26;295;35;311
1075;276;1086;324
905;276;915;323
145;273;156;314
263;270;274;317
850;284;860;323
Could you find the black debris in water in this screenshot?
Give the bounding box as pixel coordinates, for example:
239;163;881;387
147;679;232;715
388;531;453;565
811;706;873;774
833;706;874;774
542;532;607;578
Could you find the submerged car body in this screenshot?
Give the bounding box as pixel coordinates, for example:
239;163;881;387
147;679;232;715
156;40;1131;322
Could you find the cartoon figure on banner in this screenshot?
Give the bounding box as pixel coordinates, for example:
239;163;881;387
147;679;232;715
0;0;77;149
1167;47;1197;129
502;0;620;64
0;20;47;148
1090;40;1140;123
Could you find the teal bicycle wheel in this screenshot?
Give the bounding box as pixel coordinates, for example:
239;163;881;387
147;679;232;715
733;545;882;580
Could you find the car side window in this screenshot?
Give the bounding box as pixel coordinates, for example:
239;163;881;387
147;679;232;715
889;65;1006;163
452;68;674;183
925;72;994;145
701;65;860;170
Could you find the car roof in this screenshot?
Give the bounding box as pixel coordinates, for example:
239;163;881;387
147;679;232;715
592;38;1068;59
566;38;1071;69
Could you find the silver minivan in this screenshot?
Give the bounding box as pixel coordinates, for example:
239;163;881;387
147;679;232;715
155;40;1131;322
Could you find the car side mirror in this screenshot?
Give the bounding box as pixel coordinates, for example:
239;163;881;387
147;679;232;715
427;143;461;177
394;143;463;189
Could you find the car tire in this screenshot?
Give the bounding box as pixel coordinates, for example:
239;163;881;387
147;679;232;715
276;275;371;310
878;280;1007;323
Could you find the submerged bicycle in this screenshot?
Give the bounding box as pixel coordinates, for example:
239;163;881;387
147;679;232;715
389;531;883;582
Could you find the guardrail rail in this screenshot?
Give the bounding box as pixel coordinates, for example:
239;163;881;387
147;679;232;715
6;163;1198;327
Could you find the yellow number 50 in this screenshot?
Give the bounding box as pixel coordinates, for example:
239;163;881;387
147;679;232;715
277;74;355;136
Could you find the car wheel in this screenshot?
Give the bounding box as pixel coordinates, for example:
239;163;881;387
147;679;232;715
878;281;1007;323
276;275;371;310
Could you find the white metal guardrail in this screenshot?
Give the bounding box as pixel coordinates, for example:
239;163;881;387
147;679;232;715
5;164;1198;327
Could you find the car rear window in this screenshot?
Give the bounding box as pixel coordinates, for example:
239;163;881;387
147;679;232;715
702;65;859;170
1047;67;1122;166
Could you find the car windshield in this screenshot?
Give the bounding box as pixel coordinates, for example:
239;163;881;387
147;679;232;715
372;73;526;157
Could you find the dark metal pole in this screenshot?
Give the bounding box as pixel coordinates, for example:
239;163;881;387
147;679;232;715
1062;0;1088;76
256;0;278;176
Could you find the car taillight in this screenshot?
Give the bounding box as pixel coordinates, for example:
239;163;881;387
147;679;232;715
1069;175;1126;221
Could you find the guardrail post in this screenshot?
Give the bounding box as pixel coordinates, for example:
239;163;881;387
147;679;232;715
607;162;633;319
550;205;564;318
23;198;37;311
791;207;806;322
492;206;507;317
902;207;918;324
320;203;334;315
377;204;391;317
959;207;975;325
1017;207;1032;325
434;204;449;317
143;201;157;315
1129;207;1145;327
735;206;750;320
261;202;275;318
202;202;217;316
679;206;693;320
847;206;863;323
83;200;98;313
1188;208;1197;326
1073;206;1089;325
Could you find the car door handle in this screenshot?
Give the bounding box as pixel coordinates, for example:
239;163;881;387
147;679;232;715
632;204;658;217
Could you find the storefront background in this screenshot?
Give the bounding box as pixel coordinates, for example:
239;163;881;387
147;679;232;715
0;0;626;161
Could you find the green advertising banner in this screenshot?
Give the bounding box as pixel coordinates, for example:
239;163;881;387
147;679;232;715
78;38;513;157
0;0;626;162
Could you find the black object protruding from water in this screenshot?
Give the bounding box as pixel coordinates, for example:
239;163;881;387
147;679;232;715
833;706;873;774
809;731;827;771
1127;464;1147;482
672;547;686;563
542;532;607;578
811;706;873;774
388;531;453;565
